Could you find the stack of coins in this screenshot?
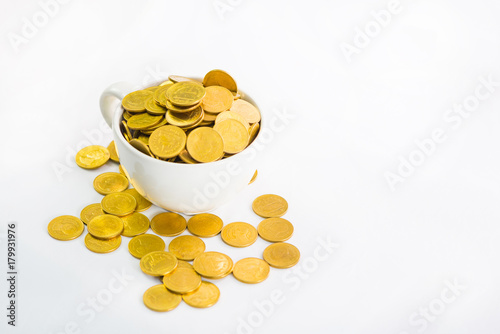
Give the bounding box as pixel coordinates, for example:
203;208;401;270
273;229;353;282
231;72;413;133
120;70;261;163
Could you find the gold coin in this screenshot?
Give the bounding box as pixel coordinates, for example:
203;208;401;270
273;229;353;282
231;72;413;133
180;114;204;131
248;122;260;144
165;106;203;127
121;120;132;140
85;234;122;253
143;284;182;312
200;86;233;114
159;80;174;86
165;99;200;113
215;110;249;130
149;125;187;159
187;213;223;237
166;82;206;107
186;127;224;163
153;84;174;107
140;251;178;276
137;134;150;145
128;234;165;259
230;99;261;124
221;222;258;247
257;218;294;242
121;212;150;237
232;258;270;284
75;145;110;169
252;194;288;218
122;90;153;113
168;75;203;85
145;86;158;92
47;215;84;241
123;111;133;120
248;170;258;185
178;149;198;164
213;119;250;154
162;266;202;294
93;172;129;195
129;139;154;157
202;69;237;92
151;212;186;236
143;117;167;131
263;242;300;269
203;111;218;122
87;214;124;240
193;252;233;279
145;97;167;115
118;164;129;179
123;188;152;212
101;192;137;216
168;235;206;261
80;203;105;225
107;141;119;162
182;281;220;308
127;113;163;130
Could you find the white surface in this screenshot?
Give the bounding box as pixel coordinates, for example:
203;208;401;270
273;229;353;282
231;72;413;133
1;1;500;333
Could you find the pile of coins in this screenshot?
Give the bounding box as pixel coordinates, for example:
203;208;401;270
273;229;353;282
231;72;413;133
48;72;297;312
120;70;261;163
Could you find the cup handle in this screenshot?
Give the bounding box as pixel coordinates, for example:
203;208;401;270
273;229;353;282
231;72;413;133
99;81;141;128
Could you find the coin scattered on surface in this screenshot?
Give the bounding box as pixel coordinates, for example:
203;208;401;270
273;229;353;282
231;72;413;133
187;213;224;237
193;252;233;279
252;194;288;218
121;212;150;237
221;222;258;248
213;119;249;154
143;284;182;312
232;258;270;284
162;265;202;294
248;170;258;185
101;192;137;216
151;212;186;236
93;172;129;195
85;234;122;254
263;243;300;269
80;203;105;225
87;214;124;240
123;188;152;212
202;69;237;92
140;251;178;276
182;281;220;308
107;141;119;162
168;235;206;261
128;234;165;259
186;127;224;163
48;215;84;241
75;145;110;169
257;218;294;242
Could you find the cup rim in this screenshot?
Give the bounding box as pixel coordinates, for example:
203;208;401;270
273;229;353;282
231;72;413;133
113;79;264;167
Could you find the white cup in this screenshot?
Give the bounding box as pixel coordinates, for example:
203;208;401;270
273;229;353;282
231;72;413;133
99;80;262;214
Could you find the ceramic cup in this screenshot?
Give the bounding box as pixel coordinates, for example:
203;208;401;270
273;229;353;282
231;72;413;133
99;80;262;214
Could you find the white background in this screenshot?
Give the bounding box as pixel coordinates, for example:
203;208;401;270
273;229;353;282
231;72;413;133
1;0;500;333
